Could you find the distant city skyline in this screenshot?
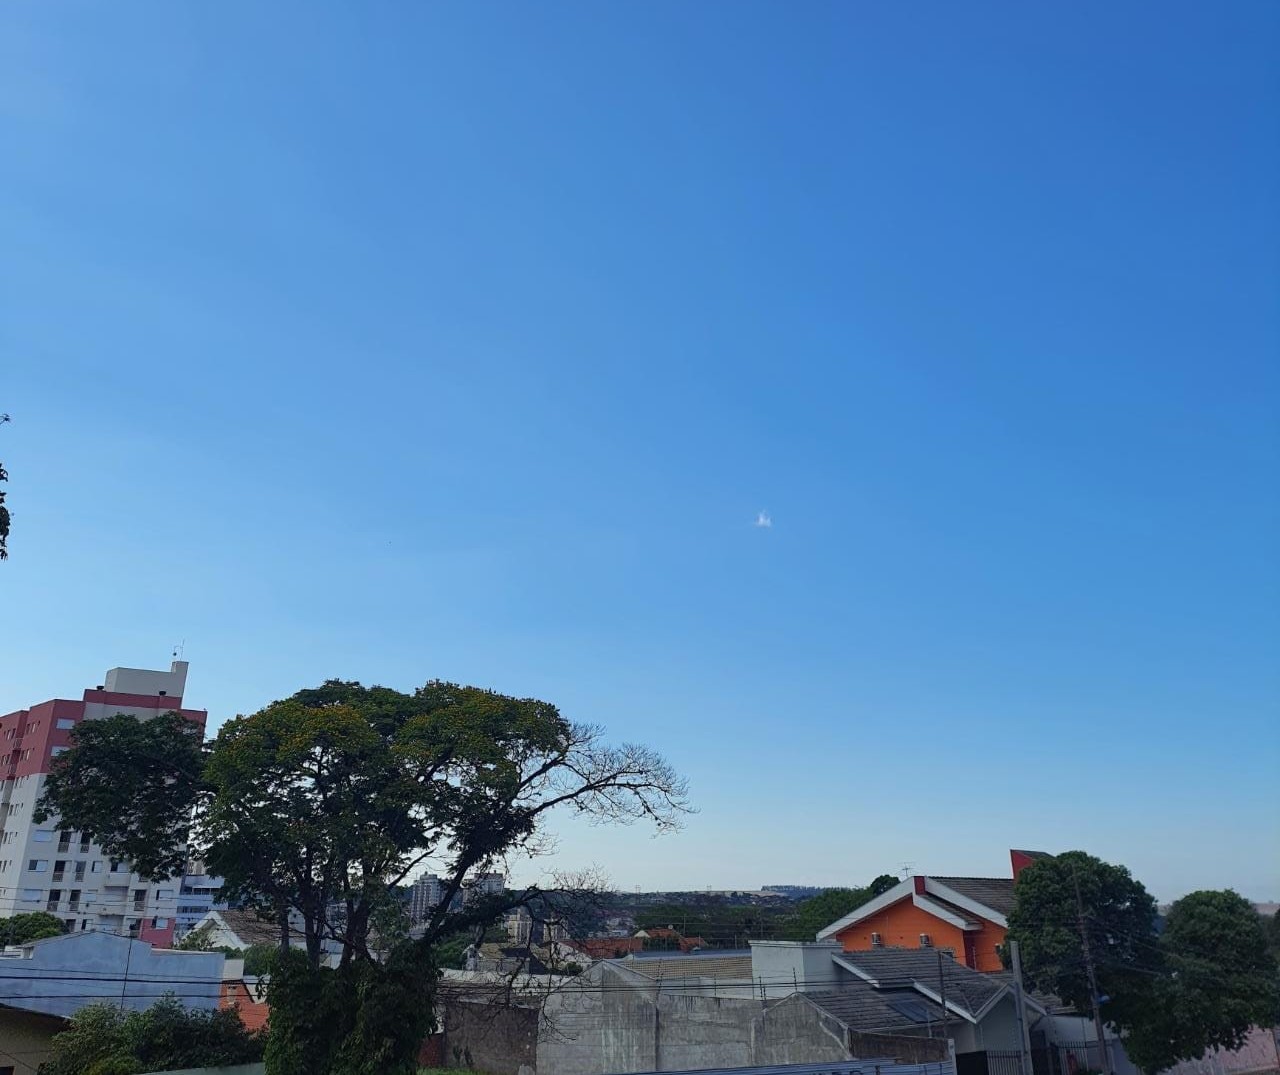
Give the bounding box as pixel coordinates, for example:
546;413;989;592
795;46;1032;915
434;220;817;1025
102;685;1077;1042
2;2;1276;903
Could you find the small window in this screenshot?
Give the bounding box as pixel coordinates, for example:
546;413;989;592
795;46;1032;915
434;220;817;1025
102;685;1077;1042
919;933;933;947
91;861;103;873
157;889;174;900
28;859;48;872
21;888;40;901
870;931;883;947
56;718;76;730
154;917;169;928
33;830;53;843
51;746;68;758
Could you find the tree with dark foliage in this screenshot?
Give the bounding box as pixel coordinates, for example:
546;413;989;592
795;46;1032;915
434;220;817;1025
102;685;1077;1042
0;910;65;946
39;995;264;1075
1121;890;1280;1074
1007;853;1279;1074
39;678;689;1075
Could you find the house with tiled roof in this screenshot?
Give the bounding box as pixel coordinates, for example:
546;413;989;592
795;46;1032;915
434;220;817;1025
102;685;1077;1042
817;851;1049;972
799;947;1051;1053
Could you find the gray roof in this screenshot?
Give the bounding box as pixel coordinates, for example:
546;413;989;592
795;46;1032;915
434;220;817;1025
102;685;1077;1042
831;948;1004;1018
987;972;1072;1015
802;981;949;1033
625;954;753;982
929;877;1017;918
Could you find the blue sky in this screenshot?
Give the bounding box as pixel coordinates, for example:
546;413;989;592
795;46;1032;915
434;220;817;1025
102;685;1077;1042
2;2;1277;901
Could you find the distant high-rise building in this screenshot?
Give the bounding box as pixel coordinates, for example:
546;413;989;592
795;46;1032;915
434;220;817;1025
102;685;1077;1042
409;874;445;924
460;870;506;907
0;662;205;947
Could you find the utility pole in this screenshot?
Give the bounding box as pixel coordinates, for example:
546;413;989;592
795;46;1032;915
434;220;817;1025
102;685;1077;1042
1073;871;1113;1075
1010;940;1034;1075
937;950;949;1044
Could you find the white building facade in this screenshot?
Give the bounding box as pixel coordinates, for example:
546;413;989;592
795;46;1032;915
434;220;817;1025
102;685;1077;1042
0;662;204;946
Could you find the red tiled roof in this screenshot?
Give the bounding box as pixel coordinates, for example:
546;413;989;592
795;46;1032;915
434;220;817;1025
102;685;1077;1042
572;937;645;960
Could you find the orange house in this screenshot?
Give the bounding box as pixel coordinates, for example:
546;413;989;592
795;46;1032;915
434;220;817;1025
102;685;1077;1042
817;852;1045;972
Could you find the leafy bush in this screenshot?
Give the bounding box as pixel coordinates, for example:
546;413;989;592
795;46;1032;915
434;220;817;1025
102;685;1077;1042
39;994;264;1075
0;911;66;946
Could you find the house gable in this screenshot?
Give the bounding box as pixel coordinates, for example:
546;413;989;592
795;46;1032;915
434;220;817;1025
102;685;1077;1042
816;875;1014;971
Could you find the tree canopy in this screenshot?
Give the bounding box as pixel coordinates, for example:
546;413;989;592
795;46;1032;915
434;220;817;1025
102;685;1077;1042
0;910;66;946
1122;890;1280;1074
1006;850;1159;1029
1007;853;1279;1073
39;995;264;1075
39;678;689;1075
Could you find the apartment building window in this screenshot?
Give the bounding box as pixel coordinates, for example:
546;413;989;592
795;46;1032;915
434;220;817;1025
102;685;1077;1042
56;718;76;730
91;861;103;873
79;834;90;853
27;859;48;872
57;831;71;853
52;861;66;882
47;889;61;911
109;860;125;874
51;747;68;758
132;888;146;911
33;830;52;843
69;889;81;910
21;888;40;902
73;861;86;881
63;918;75;932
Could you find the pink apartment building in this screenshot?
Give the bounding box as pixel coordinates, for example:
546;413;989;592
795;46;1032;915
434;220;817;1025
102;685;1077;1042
0;661;205;946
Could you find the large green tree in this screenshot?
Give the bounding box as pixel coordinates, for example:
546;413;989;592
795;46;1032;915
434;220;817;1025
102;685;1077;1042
1122;890;1280;1074
39;678;688;1075
1005;850;1159;1065
0;910;66;946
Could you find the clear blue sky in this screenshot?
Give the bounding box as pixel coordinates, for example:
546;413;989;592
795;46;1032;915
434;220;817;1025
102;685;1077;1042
2;2;1277;902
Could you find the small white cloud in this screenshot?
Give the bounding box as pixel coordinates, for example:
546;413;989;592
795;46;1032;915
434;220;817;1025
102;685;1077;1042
754;510;772;529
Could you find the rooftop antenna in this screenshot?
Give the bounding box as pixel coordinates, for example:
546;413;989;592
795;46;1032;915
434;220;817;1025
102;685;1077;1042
899;861;916;879
172;639;185;659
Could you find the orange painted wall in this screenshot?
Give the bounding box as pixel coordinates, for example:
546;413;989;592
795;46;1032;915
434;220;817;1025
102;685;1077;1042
834;897;1008;972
